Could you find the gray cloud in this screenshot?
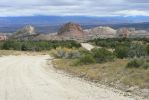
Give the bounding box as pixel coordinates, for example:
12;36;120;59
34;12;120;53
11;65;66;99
0;0;148;16
126;0;149;3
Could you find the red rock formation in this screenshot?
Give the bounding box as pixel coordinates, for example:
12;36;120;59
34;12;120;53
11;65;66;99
0;34;8;41
117;28;135;38
58;22;85;37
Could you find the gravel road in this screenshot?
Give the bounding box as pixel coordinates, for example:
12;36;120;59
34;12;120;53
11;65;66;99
0;55;141;100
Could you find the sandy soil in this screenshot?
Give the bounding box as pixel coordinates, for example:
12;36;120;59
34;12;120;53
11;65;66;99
81;43;95;51
0;55;143;100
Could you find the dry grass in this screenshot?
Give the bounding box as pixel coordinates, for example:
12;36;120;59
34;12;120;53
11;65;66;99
0;50;49;56
53;59;149;89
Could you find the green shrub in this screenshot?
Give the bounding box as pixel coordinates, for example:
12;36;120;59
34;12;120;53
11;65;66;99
0;42;3;49
146;57;149;62
127;44;147;58
51;47;66;58
0;40;81;51
143;63;149;69
114;44;148;59
91;48;114;63
77;54;95;65
126;59;145;68
2;40;21;50
79;48;91;55
147;45;149;55
114;46;129;59
89;38;131;48
89;38;149;58
51;47;80;59
66;50;81;59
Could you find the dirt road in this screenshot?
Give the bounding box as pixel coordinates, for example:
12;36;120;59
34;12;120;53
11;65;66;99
0;55;141;100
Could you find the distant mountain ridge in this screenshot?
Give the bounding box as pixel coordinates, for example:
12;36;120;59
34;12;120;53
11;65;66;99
0;16;149;33
1;16;149;26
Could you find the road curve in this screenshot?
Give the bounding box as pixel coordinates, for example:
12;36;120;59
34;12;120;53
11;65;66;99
0;55;139;100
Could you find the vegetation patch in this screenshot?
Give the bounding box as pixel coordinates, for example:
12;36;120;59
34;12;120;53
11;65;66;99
0;40;81;51
126;58;149;69
92;48;114;63
77;54;95;65
51;38;149;98
51;47;80;59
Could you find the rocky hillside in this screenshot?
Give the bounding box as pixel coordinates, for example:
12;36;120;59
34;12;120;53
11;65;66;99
116;28;149;38
116;28;135;38
88;26;149;39
88;26;117;38
15;25;36;35
12;25;38;40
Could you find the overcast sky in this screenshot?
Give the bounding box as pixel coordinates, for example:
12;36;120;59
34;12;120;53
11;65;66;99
0;0;149;17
